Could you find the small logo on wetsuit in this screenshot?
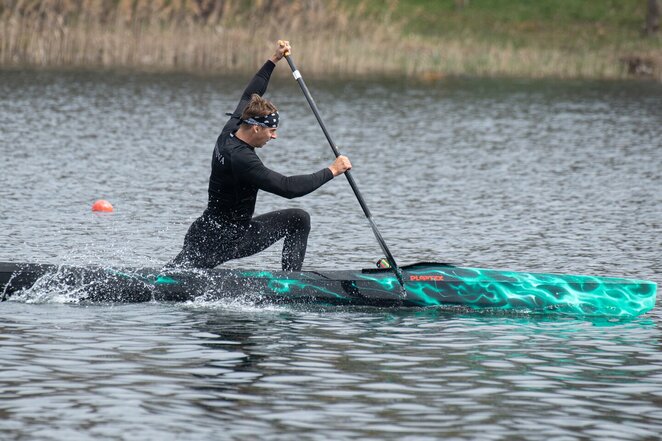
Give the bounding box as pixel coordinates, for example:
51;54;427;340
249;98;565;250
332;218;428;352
409;275;444;281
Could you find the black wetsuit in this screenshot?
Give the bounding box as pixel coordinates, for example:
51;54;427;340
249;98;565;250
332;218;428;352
169;60;333;270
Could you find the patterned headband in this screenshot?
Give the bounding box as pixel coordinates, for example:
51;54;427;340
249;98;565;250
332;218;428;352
242;112;279;128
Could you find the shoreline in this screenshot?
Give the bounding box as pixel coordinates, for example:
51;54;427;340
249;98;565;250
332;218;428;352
1;7;660;82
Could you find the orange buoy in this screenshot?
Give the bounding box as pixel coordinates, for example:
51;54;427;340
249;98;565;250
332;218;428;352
92;199;114;212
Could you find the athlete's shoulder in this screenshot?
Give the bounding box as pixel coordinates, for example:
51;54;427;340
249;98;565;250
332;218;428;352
224;136;253;154
220;134;254;161
216;132;245;151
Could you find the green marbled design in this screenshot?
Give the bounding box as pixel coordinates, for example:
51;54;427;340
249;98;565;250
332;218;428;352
240;265;656;317
9;262;652;316
241;271;346;299
107;269;179;285
364;266;657;317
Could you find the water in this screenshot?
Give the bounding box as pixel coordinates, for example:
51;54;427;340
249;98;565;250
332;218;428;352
1;68;661;440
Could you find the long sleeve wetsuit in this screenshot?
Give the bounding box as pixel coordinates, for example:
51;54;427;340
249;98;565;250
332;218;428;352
168;60;333;271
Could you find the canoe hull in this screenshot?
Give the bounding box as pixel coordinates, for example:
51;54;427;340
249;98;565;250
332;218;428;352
0;262;656;317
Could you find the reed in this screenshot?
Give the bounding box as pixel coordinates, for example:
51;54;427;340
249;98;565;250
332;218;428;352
0;0;660;81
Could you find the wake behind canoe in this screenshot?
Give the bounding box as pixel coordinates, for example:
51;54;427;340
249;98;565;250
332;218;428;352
0;261;656;317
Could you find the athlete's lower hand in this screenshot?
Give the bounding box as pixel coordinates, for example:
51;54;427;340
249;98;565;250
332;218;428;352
329;155;352;177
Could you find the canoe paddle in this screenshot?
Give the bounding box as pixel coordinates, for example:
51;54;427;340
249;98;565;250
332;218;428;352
280;43;406;289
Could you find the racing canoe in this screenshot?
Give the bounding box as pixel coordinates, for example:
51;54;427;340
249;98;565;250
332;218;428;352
0;261;656;317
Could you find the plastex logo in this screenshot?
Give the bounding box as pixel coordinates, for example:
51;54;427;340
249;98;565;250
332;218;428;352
409;275;444;281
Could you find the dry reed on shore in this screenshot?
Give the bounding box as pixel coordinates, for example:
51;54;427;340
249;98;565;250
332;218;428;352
1;0;660;80
0;0;393;75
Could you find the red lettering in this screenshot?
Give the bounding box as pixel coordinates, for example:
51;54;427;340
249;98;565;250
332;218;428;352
409;275;444;282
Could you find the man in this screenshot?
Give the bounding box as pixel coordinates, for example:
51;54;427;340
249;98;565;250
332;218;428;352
168;40;351;271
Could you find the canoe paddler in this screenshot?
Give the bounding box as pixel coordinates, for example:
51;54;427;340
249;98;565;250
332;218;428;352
167;40;351;271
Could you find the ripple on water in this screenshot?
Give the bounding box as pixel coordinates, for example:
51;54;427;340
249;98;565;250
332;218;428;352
1;72;661;440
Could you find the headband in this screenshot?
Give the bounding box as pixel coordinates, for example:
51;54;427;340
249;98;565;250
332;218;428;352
242;112;279;128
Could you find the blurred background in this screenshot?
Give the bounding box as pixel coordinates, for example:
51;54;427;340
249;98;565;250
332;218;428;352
1;0;661;80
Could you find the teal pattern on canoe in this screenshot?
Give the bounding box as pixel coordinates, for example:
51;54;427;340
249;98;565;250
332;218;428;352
224;263;657;317
1;262;656;317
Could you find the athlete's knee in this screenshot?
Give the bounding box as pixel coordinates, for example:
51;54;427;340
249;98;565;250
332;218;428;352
287;208;311;232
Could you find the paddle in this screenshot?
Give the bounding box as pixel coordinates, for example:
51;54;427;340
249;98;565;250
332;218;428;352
280;44;406;289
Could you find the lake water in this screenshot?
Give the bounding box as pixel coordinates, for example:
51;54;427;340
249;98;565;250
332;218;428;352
1;68;661;440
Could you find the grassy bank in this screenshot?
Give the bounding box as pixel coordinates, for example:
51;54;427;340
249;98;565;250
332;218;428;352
1;0;660;80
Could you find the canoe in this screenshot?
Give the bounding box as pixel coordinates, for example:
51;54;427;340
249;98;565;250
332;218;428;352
0;261;656;317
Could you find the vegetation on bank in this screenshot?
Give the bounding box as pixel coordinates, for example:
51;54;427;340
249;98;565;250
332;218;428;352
1;0;660;80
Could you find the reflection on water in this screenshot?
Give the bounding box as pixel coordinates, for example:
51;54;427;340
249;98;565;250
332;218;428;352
1;70;661;439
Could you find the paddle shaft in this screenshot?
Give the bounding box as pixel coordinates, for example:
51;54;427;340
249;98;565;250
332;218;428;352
283;55;405;287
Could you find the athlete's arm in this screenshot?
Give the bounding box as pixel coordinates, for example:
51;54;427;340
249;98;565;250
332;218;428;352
233;149;333;199
220;61;275;135
220;41;290;136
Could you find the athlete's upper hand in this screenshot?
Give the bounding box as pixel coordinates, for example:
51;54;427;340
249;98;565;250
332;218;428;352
271;40;291;63
329;155;352;177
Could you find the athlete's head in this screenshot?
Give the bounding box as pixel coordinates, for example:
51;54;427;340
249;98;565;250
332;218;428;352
240;94;279;147
241;94;278;124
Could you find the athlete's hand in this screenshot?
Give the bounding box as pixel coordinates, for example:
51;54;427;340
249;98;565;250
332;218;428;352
329;155;352;177
271;40;291;63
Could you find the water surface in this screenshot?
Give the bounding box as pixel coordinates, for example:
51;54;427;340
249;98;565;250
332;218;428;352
1;69;661;440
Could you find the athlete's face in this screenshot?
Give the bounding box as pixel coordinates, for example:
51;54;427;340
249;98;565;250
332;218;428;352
255;126;278;147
